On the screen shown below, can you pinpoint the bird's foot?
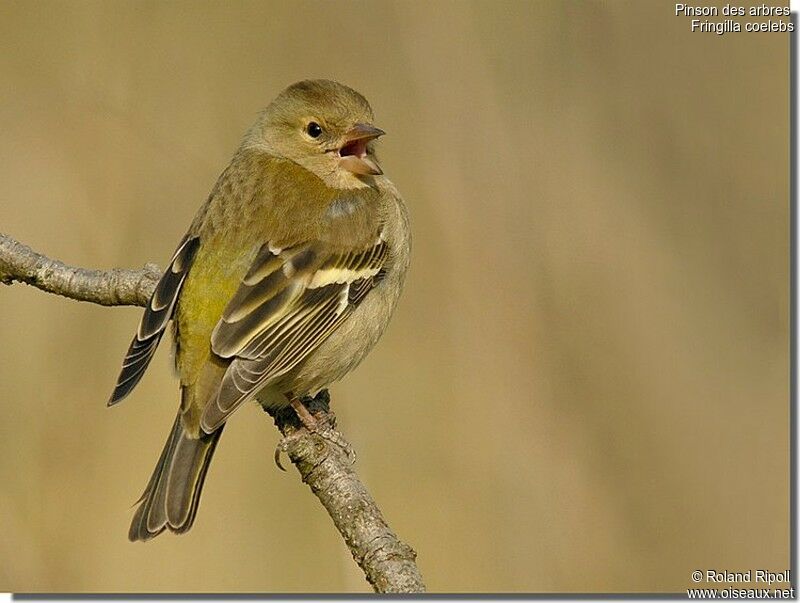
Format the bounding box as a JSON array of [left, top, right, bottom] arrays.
[[291, 397, 357, 464], [272, 396, 357, 470], [316, 425, 357, 465]]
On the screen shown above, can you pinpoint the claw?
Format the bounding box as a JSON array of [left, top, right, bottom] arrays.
[[274, 431, 302, 472], [274, 444, 287, 472]]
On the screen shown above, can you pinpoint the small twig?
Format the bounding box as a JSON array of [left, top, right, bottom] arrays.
[[0, 231, 425, 593]]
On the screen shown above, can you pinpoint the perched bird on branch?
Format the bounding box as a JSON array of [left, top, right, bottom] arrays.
[[108, 79, 411, 542]]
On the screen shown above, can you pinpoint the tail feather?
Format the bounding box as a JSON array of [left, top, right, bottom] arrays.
[[129, 414, 223, 542]]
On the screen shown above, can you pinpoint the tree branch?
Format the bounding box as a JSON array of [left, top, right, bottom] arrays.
[[270, 392, 425, 593], [0, 233, 161, 306], [0, 231, 425, 593]]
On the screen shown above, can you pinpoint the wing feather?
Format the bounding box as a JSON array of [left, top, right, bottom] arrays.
[[108, 236, 200, 406], [199, 236, 386, 433], [211, 245, 323, 357]]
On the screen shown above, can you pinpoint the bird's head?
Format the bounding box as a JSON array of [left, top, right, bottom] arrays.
[[246, 79, 385, 190]]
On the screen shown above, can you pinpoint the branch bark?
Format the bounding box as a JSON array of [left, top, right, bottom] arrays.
[[270, 392, 424, 593], [0, 233, 161, 306], [0, 231, 425, 593]]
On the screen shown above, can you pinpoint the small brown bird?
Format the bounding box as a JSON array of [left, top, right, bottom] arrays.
[[108, 80, 410, 541]]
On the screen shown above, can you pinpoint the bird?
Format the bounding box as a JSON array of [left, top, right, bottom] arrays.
[[108, 79, 410, 542]]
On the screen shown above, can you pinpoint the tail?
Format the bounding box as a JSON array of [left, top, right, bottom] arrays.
[[128, 414, 223, 542]]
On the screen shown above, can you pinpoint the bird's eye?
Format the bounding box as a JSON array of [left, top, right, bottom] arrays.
[[306, 122, 322, 138]]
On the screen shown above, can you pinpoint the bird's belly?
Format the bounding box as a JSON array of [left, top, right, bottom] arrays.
[[281, 281, 400, 397]]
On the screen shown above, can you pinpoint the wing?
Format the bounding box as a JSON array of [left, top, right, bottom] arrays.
[[108, 236, 200, 405], [200, 235, 387, 432]]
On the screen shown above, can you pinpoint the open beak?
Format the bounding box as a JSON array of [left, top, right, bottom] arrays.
[[338, 123, 385, 176]]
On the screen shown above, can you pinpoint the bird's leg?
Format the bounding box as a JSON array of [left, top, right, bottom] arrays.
[[290, 397, 321, 431]]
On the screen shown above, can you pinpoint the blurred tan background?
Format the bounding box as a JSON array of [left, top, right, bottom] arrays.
[[0, 0, 789, 594]]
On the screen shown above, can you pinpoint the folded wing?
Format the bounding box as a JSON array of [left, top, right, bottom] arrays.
[[201, 235, 387, 432]]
